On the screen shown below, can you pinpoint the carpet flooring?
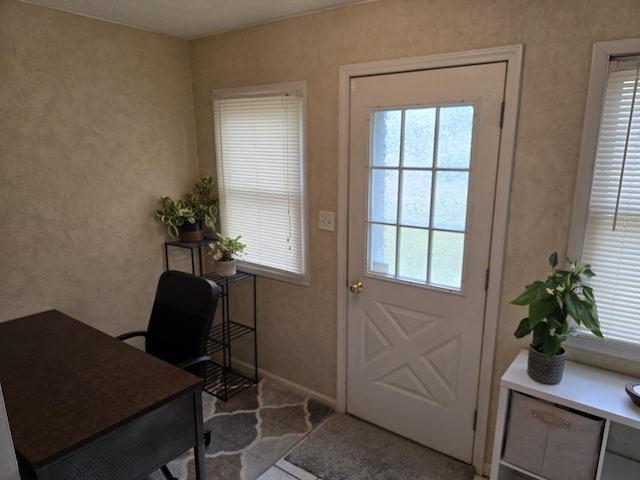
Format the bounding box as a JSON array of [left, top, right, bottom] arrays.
[[285, 413, 476, 480], [148, 379, 332, 480], [149, 379, 476, 480]]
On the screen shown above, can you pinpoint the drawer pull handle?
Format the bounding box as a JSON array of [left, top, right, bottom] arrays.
[[531, 410, 570, 428]]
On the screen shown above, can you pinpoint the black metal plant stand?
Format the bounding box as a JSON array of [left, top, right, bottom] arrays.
[[164, 241, 258, 401], [164, 237, 213, 277], [202, 271, 257, 401]]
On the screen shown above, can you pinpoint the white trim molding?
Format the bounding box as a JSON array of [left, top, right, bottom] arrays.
[[336, 44, 524, 477]]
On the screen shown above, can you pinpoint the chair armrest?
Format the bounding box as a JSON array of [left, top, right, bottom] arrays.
[[116, 331, 147, 341], [177, 355, 210, 370]]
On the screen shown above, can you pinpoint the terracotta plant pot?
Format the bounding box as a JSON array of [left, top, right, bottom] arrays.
[[527, 345, 566, 385]]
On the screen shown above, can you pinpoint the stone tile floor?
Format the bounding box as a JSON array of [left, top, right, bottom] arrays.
[[149, 378, 332, 480]]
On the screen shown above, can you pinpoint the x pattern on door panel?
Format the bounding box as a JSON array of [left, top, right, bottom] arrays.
[[362, 300, 460, 407]]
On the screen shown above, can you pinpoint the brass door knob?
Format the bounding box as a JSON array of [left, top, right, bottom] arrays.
[[349, 280, 364, 293]]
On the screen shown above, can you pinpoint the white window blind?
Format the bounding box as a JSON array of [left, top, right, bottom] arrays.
[[212, 85, 306, 282], [581, 57, 640, 346]]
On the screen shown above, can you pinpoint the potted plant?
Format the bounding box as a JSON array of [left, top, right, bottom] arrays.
[[155, 197, 196, 239], [209, 234, 246, 277], [511, 251, 602, 384], [185, 176, 218, 232], [155, 176, 218, 241]]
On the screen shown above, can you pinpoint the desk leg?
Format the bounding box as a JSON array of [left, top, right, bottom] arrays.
[[193, 392, 206, 480], [193, 443, 205, 480]]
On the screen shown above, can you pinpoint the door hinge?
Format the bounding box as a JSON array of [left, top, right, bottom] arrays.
[[485, 268, 490, 290], [473, 409, 478, 431], [499, 101, 505, 129]]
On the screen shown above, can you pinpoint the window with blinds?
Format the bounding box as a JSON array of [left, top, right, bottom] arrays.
[[212, 83, 307, 284], [579, 56, 640, 347]]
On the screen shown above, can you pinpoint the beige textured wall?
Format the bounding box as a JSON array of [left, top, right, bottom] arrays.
[[0, 0, 198, 335], [2, 0, 639, 471], [189, 0, 640, 468]]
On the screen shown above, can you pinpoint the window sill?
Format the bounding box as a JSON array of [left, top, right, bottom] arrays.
[[237, 262, 309, 287], [565, 333, 640, 368]]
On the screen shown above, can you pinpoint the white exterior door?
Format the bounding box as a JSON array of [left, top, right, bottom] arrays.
[[347, 63, 506, 463]]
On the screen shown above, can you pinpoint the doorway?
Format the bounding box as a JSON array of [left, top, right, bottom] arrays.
[[347, 62, 505, 462], [336, 45, 523, 474]]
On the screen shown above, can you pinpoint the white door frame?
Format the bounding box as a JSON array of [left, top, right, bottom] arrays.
[[336, 44, 523, 476]]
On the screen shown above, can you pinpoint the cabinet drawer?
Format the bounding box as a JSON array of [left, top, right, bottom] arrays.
[[503, 392, 604, 480]]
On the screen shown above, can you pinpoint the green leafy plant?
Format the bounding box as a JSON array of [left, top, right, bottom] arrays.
[[209, 234, 246, 261], [155, 176, 218, 237], [511, 252, 602, 358], [185, 176, 218, 230], [155, 197, 195, 237]]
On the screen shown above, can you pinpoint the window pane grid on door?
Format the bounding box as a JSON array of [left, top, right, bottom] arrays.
[[366, 105, 474, 290], [399, 169, 432, 227], [368, 222, 397, 276]]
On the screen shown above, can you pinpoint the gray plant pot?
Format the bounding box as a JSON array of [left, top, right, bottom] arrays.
[[216, 259, 236, 277], [527, 345, 566, 385]]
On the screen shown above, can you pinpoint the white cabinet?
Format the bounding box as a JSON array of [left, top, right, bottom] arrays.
[[491, 350, 640, 480]]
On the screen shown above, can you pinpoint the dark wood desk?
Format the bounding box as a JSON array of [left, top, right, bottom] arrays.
[[0, 310, 206, 480]]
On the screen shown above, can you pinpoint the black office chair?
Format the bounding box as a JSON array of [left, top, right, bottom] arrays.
[[117, 270, 219, 480]]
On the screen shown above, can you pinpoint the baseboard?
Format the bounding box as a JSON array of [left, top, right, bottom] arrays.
[[258, 368, 337, 409], [228, 357, 337, 409]]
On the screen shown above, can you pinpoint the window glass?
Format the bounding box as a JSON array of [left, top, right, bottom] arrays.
[[366, 105, 474, 290], [369, 169, 398, 224], [569, 42, 640, 356], [371, 110, 401, 167], [430, 231, 464, 289], [437, 106, 474, 169], [212, 84, 307, 284], [433, 171, 469, 231], [368, 223, 397, 276], [398, 227, 428, 282], [404, 108, 435, 168], [400, 170, 431, 227]]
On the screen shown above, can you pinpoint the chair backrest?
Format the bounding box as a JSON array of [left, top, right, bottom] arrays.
[[145, 270, 219, 378]]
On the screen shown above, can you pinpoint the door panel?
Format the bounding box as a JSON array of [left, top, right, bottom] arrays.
[[347, 63, 506, 462]]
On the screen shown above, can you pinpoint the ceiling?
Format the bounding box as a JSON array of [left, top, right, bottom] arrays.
[[19, 0, 369, 40]]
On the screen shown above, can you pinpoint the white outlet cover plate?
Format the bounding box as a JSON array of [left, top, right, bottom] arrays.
[[319, 211, 335, 232]]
